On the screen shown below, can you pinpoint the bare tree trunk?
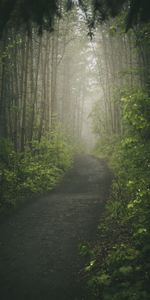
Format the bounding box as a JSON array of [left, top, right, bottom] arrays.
[[21, 34, 30, 151]]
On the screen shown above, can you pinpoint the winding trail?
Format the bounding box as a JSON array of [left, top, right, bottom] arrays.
[[0, 155, 112, 300]]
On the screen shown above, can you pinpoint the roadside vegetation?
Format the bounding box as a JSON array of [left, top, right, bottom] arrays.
[[0, 128, 73, 213], [80, 89, 150, 299], [78, 1, 150, 297]]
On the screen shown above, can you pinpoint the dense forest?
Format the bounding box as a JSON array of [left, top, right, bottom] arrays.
[[0, 0, 150, 299]]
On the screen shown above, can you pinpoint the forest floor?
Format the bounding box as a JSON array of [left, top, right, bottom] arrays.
[[0, 154, 112, 300]]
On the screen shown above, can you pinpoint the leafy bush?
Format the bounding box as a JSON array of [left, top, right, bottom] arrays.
[[0, 129, 73, 212], [82, 88, 150, 299]]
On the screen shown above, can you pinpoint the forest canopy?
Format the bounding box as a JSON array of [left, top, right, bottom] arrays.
[[0, 0, 150, 36]]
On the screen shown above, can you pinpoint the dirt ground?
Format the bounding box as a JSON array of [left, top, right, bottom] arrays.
[[0, 155, 112, 300]]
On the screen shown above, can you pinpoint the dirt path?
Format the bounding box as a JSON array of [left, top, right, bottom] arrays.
[[0, 155, 112, 300]]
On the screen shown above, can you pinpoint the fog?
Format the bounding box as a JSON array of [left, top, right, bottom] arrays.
[[0, 6, 140, 152]]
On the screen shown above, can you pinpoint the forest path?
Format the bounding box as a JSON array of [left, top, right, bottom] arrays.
[[0, 155, 112, 300]]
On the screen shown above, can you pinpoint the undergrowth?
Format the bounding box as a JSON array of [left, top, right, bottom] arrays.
[[81, 88, 150, 299], [0, 129, 73, 213]]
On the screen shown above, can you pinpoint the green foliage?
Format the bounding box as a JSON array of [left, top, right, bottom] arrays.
[[0, 129, 73, 212], [82, 88, 150, 299], [121, 89, 150, 138], [0, 0, 59, 36], [93, 134, 120, 163]]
